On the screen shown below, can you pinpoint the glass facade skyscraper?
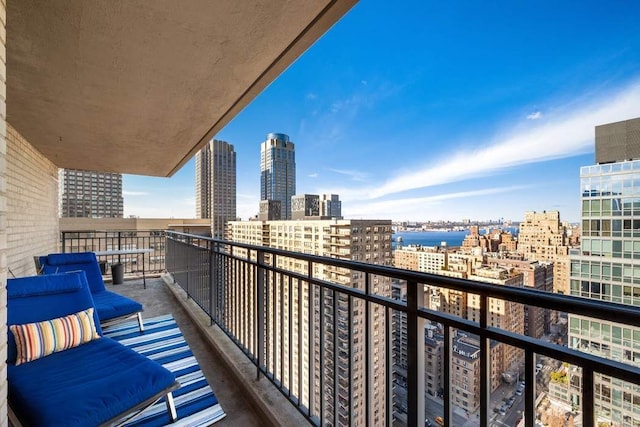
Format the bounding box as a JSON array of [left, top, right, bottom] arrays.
[[569, 118, 640, 426], [260, 133, 296, 220]]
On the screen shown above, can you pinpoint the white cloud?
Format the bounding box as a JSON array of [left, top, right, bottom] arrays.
[[328, 168, 369, 182], [344, 186, 529, 220], [366, 81, 640, 199], [308, 172, 319, 178], [306, 92, 318, 100], [123, 190, 149, 196], [527, 111, 542, 120]]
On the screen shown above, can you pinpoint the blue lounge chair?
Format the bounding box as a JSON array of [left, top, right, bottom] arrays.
[[39, 252, 145, 332], [7, 272, 178, 426]]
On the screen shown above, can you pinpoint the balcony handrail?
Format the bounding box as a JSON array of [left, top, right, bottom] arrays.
[[166, 230, 640, 427], [167, 231, 640, 326]]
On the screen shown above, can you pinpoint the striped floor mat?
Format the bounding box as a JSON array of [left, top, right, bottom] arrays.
[[103, 314, 226, 426]]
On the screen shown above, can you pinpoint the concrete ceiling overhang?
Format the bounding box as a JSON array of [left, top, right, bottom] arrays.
[[7, 0, 357, 177]]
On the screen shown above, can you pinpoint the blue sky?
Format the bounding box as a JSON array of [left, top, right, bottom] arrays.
[[123, 1, 640, 223]]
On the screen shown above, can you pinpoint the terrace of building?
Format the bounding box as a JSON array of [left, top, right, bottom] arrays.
[[109, 274, 308, 426]]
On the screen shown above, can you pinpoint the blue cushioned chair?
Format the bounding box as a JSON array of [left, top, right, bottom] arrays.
[[7, 272, 179, 427], [39, 252, 145, 332]]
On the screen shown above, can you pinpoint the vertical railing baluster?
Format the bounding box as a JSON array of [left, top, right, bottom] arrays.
[[365, 273, 371, 426], [185, 237, 191, 299], [583, 367, 594, 427], [444, 324, 452, 425], [525, 350, 535, 427], [209, 240, 215, 325], [298, 275, 303, 407], [257, 249, 265, 380], [333, 290, 338, 426], [319, 285, 325, 423], [307, 260, 314, 418], [385, 305, 392, 427], [406, 279, 425, 426], [480, 295, 490, 427], [288, 274, 293, 399], [280, 270, 284, 385], [348, 295, 353, 426]]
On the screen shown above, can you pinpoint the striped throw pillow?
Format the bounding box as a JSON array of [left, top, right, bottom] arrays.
[[10, 308, 100, 365]]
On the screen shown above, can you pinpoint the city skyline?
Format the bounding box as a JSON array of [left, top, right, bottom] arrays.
[[122, 1, 640, 222]]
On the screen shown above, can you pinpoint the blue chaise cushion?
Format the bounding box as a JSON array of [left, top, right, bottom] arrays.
[[7, 273, 175, 427], [39, 252, 143, 323], [8, 337, 176, 427], [7, 272, 103, 364], [92, 290, 143, 321], [41, 252, 106, 294]]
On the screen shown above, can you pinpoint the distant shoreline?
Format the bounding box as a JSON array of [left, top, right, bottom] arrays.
[[392, 227, 519, 249]]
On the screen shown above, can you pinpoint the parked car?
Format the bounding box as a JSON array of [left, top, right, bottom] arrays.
[[515, 388, 523, 396], [499, 407, 507, 416]]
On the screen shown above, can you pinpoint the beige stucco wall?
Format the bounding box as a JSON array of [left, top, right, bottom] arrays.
[[6, 123, 59, 277]]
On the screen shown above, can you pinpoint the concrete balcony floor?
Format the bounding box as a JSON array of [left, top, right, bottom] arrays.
[[108, 276, 260, 426], [108, 276, 308, 427]]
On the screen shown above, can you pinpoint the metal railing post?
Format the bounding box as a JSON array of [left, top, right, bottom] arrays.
[[257, 249, 265, 380], [524, 350, 535, 427], [444, 325, 453, 426], [209, 240, 215, 325], [117, 231, 122, 264], [406, 280, 425, 426], [480, 295, 490, 427]]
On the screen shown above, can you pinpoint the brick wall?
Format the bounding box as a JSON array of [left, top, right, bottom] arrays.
[[6, 124, 59, 277], [0, 0, 7, 424]]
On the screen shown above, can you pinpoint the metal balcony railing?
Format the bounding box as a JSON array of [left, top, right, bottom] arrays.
[[60, 230, 167, 275], [164, 231, 640, 427]]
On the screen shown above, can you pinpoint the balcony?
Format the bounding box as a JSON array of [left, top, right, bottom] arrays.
[[109, 274, 310, 426], [3, 3, 640, 427], [158, 230, 640, 427]]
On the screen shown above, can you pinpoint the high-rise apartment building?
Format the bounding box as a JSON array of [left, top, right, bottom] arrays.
[[195, 144, 211, 219], [195, 139, 236, 238], [291, 194, 343, 220], [517, 211, 573, 295], [391, 246, 524, 413], [227, 219, 393, 425], [291, 194, 319, 219], [260, 133, 296, 220], [461, 225, 516, 253], [566, 117, 640, 426], [320, 194, 342, 219], [485, 256, 554, 338], [59, 169, 123, 218]]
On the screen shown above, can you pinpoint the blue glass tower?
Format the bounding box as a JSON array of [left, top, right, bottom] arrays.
[[260, 133, 296, 220]]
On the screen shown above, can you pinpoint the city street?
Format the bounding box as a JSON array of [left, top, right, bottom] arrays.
[[422, 351, 565, 427], [425, 394, 470, 427]]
